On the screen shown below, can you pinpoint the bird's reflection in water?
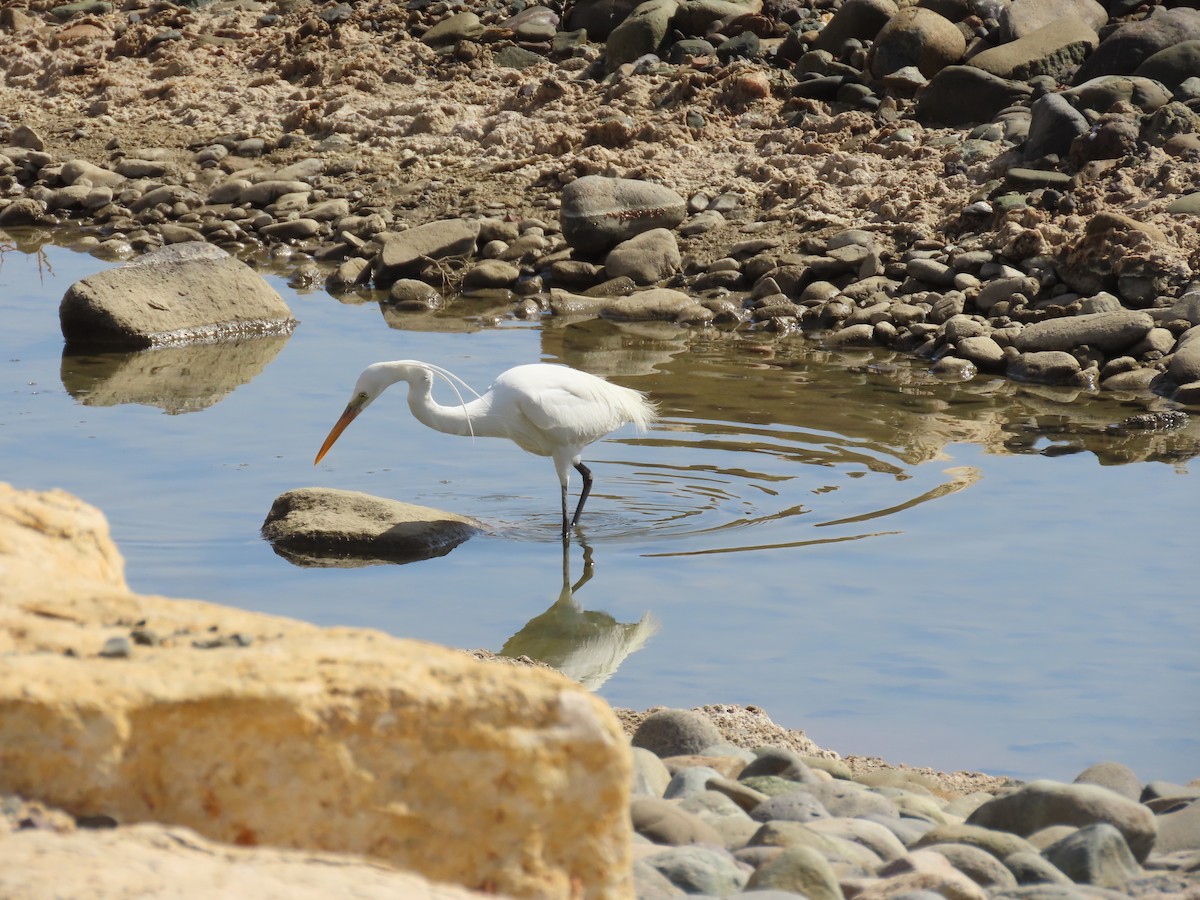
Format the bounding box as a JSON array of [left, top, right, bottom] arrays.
[[500, 537, 659, 691]]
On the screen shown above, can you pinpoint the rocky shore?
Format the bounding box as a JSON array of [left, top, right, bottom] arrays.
[[3, 0, 1200, 895], [3, 0, 1200, 407]]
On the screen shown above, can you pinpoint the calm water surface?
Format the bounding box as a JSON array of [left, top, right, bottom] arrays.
[[3, 242, 1197, 782]]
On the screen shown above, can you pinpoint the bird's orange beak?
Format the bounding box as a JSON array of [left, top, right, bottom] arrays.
[[314, 403, 360, 465]]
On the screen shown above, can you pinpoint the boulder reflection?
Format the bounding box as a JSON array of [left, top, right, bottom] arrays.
[[501, 538, 658, 690], [61, 335, 289, 414]]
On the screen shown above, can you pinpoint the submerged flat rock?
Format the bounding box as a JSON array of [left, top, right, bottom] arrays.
[[262, 487, 481, 566], [59, 243, 296, 349]]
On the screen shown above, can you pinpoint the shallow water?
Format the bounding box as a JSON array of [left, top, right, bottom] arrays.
[[3, 241, 1198, 783]]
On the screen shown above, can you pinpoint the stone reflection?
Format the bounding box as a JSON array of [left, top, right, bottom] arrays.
[[537, 319, 1200, 469], [501, 539, 658, 691], [61, 336, 288, 414]]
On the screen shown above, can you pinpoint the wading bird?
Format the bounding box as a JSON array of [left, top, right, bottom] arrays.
[[314, 360, 657, 538]]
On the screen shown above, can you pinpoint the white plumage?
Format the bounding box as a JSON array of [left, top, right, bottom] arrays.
[[314, 360, 657, 537]]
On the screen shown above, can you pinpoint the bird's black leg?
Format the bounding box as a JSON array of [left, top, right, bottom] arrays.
[[561, 481, 571, 541], [570, 462, 593, 528]]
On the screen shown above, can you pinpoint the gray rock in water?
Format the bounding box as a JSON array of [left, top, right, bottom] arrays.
[[1007, 350, 1082, 385], [261, 488, 480, 567], [966, 779, 1158, 863], [373, 218, 481, 288], [1043, 823, 1142, 889], [633, 708, 724, 757], [59, 243, 296, 349], [1013, 311, 1154, 353], [560, 175, 686, 256]]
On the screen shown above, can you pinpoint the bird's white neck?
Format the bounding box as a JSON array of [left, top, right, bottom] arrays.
[[375, 362, 490, 438]]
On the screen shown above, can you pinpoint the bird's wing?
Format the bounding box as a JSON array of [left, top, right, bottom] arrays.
[[497, 367, 637, 449]]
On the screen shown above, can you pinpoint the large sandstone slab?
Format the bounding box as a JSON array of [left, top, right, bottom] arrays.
[[59, 243, 296, 349], [0, 824, 486, 900], [0, 483, 634, 899]]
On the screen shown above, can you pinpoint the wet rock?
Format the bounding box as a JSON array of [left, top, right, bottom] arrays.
[[560, 175, 687, 255], [633, 708, 724, 757], [1013, 311, 1154, 354], [262, 488, 480, 566], [462, 259, 520, 290], [373, 218, 481, 288], [1044, 823, 1142, 888], [0, 197, 47, 226], [59, 243, 296, 349], [869, 7, 965, 80], [967, 780, 1158, 863], [604, 228, 681, 285], [967, 19, 1099, 83]]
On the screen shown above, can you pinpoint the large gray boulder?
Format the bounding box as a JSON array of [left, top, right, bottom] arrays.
[[966, 779, 1158, 862], [262, 488, 480, 567], [373, 218, 481, 288], [59, 243, 295, 349], [560, 176, 686, 256]]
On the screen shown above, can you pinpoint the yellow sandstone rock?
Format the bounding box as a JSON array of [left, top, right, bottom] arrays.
[[0, 483, 633, 899]]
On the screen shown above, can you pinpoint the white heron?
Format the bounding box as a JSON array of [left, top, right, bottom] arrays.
[[314, 360, 658, 537]]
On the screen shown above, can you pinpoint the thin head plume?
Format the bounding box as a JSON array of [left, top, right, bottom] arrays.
[[420, 361, 480, 439]]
